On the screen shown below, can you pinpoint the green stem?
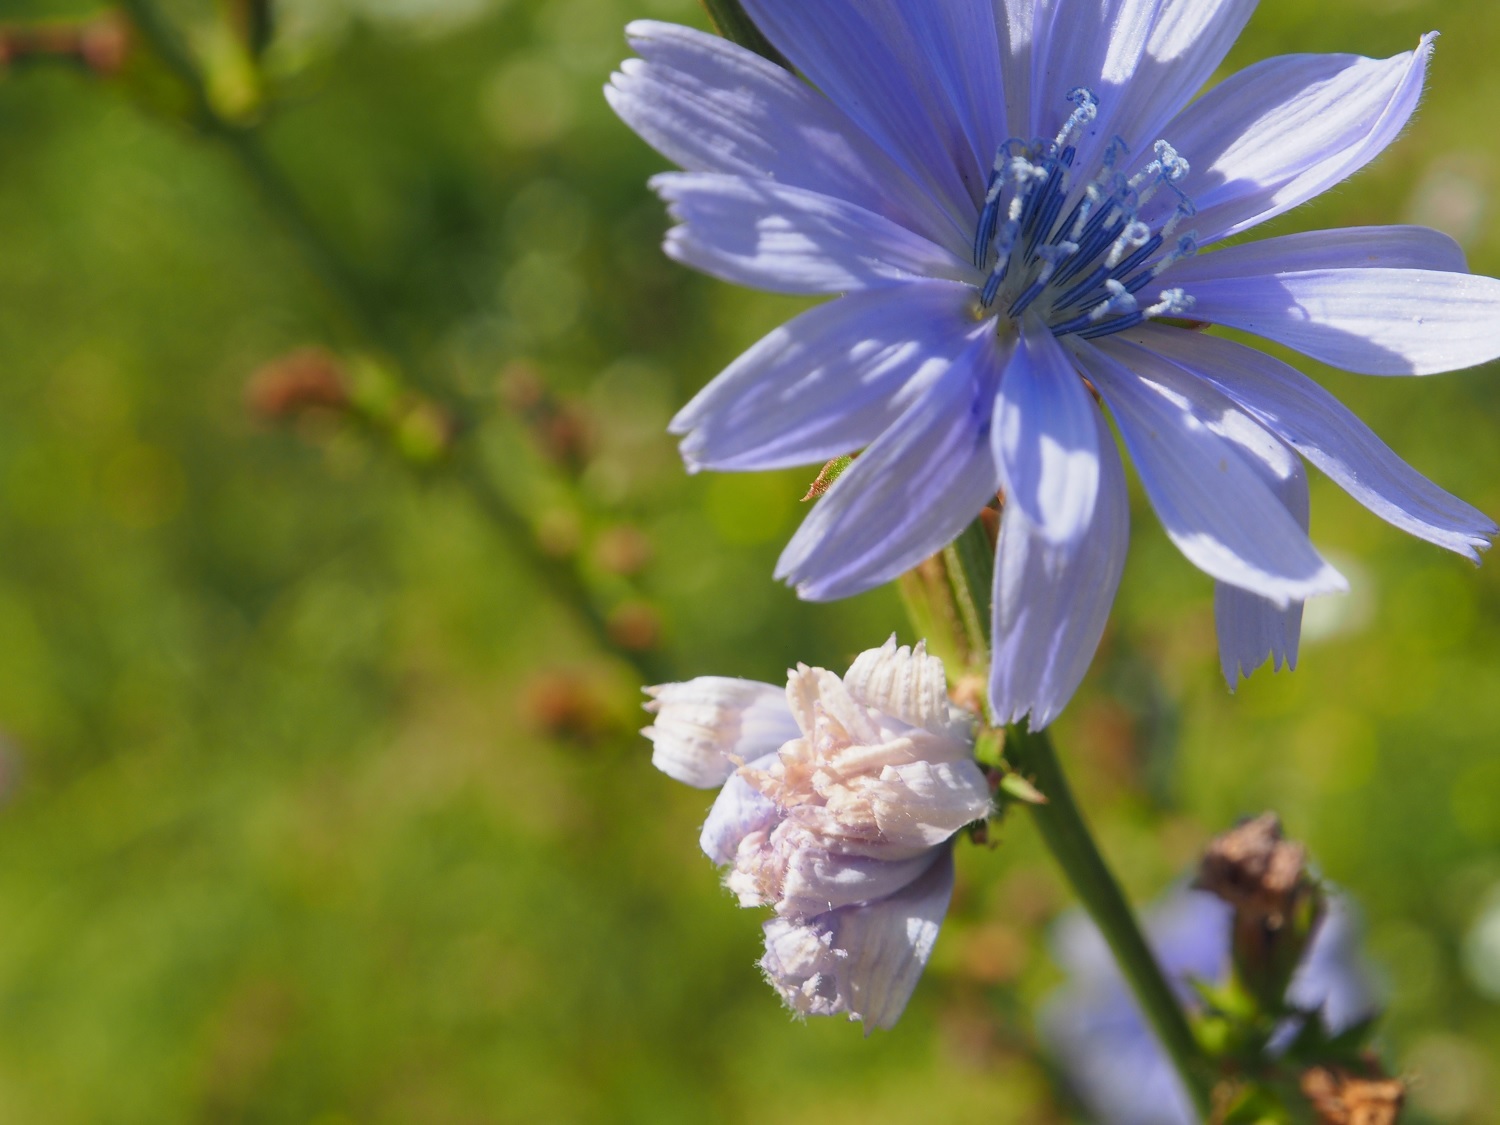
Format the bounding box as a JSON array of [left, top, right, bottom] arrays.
[[698, 0, 790, 67], [117, 0, 656, 681], [939, 525, 1213, 1119], [1007, 725, 1213, 1117]]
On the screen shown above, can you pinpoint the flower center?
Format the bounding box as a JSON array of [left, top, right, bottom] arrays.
[[973, 88, 1199, 340]]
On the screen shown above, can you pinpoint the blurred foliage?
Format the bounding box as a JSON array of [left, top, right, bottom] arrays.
[[0, 0, 1498, 1121]]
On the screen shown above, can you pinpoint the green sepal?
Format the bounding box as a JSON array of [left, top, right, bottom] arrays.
[[801, 455, 855, 500], [997, 771, 1047, 805], [699, 0, 790, 68]]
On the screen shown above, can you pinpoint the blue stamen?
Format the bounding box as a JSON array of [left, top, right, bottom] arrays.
[[1051, 264, 1112, 312], [1110, 233, 1164, 283], [973, 92, 1199, 338], [1024, 149, 1076, 258], [981, 264, 1008, 308], [974, 188, 1002, 267], [1076, 311, 1146, 339], [1053, 211, 1130, 287], [1009, 242, 1078, 318], [973, 139, 1028, 267], [1049, 309, 1103, 337], [1017, 158, 1060, 245]]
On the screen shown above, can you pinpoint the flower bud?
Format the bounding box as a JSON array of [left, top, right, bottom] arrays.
[[1197, 812, 1309, 928], [1197, 812, 1320, 1011], [644, 637, 989, 1029]]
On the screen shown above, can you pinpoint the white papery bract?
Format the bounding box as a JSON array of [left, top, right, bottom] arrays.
[[609, 2, 1500, 727], [643, 638, 989, 1030]]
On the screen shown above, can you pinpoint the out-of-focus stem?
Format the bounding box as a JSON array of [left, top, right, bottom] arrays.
[[934, 525, 1213, 1119], [116, 0, 657, 680], [119, 0, 424, 388]]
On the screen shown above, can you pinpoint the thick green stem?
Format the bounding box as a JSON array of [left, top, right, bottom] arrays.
[[699, 0, 789, 67], [117, 0, 656, 680], [1007, 725, 1212, 1116], [938, 525, 1212, 1119]]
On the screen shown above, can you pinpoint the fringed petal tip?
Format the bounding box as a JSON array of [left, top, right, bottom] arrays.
[[843, 634, 970, 737], [1466, 525, 1499, 565], [1215, 561, 1307, 691], [642, 677, 800, 789]]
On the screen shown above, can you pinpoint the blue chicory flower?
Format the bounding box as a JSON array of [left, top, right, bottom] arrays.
[[1041, 887, 1376, 1125], [607, 1, 1500, 727], [643, 638, 991, 1029]]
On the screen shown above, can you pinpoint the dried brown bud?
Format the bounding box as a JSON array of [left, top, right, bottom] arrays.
[[608, 602, 661, 652], [594, 525, 654, 577], [522, 671, 612, 745], [498, 361, 595, 472], [1301, 1066, 1406, 1125], [245, 349, 350, 421], [542, 405, 596, 472], [78, 12, 131, 76], [1197, 812, 1308, 928], [977, 503, 1001, 547], [0, 13, 130, 76]]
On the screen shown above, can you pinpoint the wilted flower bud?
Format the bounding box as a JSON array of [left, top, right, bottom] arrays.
[[1197, 812, 1310, 928], [1300, 1065, 1406, 1125], [1197, 812, 1321, 1010], [643, 637, 990, 1030]]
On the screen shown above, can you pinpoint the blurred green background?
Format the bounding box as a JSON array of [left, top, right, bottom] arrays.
[[0, 0, 1498, 1121]]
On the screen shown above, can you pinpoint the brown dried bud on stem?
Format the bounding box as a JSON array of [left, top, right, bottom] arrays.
[[594, 525, 654, 577], [0, 13, 129, 75], [1197, 812, 1309, 929], [1300, 1065, 1406, 1125], [607, 602, 661, 652], [499, 361, 595, 474], [1197, 812, 1321, 1012], [245, 349, 351, 421], [522, 670, 615, 745], [0, 13, 130, 76]]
